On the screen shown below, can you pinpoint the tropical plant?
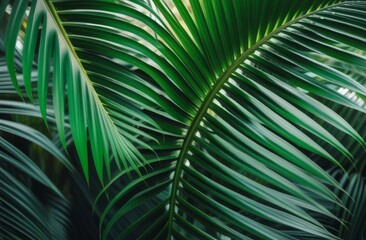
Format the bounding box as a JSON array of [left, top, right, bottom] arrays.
[[1, 0, 366, 239]]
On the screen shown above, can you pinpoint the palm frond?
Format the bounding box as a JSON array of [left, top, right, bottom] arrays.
[[2, 0, 152, 183], [87, 1, 366, 239]]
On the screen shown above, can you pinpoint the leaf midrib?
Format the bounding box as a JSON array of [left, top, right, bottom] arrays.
[[44, 0, 122, 129], [166, 2, 344, 238], [44, 0, 133, 176]]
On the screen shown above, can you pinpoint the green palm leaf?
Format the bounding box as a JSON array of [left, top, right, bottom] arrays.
[[2, 0, 366, 239], [3, 0, 151, 183]]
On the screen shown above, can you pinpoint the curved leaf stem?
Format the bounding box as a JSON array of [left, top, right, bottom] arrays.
[[166, 2, 343, 238]]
